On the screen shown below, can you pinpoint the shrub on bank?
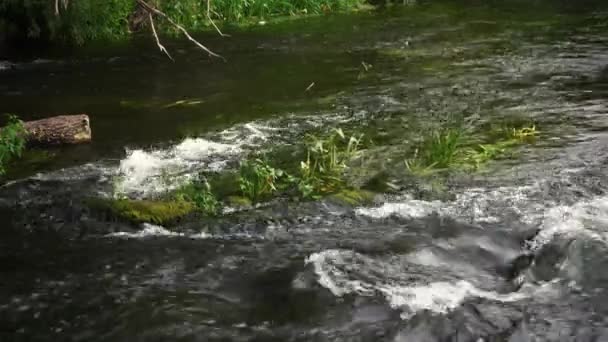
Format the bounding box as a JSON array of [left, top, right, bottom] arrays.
[[0, 0, 365, 46], [0, 115, 26, 176]]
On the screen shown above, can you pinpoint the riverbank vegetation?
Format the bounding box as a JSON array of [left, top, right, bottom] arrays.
[[0, 115, 26, 176], [0, 0, 366, 48]]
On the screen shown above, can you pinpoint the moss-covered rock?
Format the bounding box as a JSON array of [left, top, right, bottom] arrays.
[[327, 189, 376, 206], [226, 195, 253, 208], [90, 198, 195, 225]]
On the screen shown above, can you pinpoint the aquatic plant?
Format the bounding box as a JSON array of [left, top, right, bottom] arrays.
[[299, 128, 363, 197], [174, 179, 221, 215], [486, 120, 539, 142], [463, 141, 512, 170], [239, 158, 284, 203], [405, 127, 463, 173], [406, 122, 538, 175], [509, 124, 539, 142], [0, 115, 26, 176]]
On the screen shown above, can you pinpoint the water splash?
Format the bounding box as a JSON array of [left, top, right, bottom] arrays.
[[306, 249, 530, 320]]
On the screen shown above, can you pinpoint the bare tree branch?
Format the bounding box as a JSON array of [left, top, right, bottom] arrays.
[[136, 0, 224, 60], [53, 0, 225, 60], [206, 0, 229, 37], [149, 13, 174, 61], [56, 0, 69, 15]]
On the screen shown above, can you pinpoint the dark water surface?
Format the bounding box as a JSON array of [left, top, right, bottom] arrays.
[[2, 0, 608, 341]]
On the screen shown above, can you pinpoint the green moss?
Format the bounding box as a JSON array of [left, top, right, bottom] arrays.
[[91, 198, 195, 225], [226, 196, 253, 207], [327, 188, 376, 206], [207, 171, 241, 198]]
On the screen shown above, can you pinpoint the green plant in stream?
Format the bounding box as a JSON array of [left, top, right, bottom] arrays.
[[463, 141, 512, 170], [464, 123, 539, 169], [509, 124, 539, 142], [299, 128, 363, 197], [174, 179, 220, 216], [405, 122, 540, 174], [239, 158, 283, 203], [0, 115, 26, 175], [405, 127, 463, 173]]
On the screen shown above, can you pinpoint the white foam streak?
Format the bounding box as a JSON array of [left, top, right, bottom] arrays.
[[530, 197, 608, 250], [108, 223, 210, 239], [355, 199, 441, 219], [356, 185, 541, 224], [306, 249, 528, 320], [380, 280, 526, 319], [357, 181, 608, 253], [115, 138, 240, 197]]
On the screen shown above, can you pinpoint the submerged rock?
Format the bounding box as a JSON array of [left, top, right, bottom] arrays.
[[88, 198, 195, 226]]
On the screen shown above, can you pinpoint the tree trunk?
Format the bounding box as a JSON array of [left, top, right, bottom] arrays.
[[23, 114, 92, 146]]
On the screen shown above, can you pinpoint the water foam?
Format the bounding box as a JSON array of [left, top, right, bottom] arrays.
[[112, 118, 301, 198], [356, 185, 542, 225], [107, 223, 211, 239], [355, 198, 441, 219], [529, 196, 608, 250], [115, 138, 241, 197], [356, 179, 608, 254], [306, 249, 529, 319]]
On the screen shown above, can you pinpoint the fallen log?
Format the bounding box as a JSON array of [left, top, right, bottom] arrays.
[[22, 114, 92, 146]]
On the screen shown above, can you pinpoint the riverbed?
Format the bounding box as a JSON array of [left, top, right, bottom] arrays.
[[1, 0, 608, 340]]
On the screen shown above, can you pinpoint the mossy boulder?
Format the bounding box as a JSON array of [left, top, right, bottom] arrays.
[[226, 195, 253, 208], [327, 189, 376, 206], [90, 198, 195, 225]]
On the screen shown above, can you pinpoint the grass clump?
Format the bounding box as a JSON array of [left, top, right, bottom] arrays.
[[173, 179, 221, 216], [239, 158, 285, 203], [406, 122, 539, 175], [0, 115, 27, 176], [298, 128, 363, 198], [405, 128, 462, 173]]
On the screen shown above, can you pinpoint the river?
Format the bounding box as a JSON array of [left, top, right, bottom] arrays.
[[1, 0, 608, 340]]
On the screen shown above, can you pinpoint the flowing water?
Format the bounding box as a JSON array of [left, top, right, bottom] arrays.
[[2, 0, 608, 340]]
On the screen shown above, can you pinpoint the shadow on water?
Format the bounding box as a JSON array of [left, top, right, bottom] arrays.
[[2, 0, 608, 340]]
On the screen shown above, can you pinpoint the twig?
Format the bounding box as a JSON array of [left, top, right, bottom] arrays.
[[55, 0, 59, 15], [149, 13, 174, 61], [136, 0, 224, 60], [207, 0, 229, 37]]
